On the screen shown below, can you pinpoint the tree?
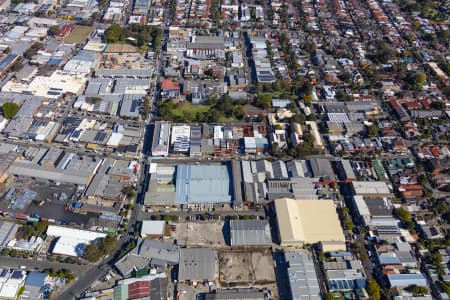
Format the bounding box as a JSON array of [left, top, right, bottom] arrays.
[[394, 207, 412, 223], [83, 243, 102, 262], [104, 24, 124, 43], [255, 94, 271, 109], [404, 285, 428, 296], [366, 124, 379, 138], [48, 25, 60, 36], [89, 97, 103, 104], [366, 279, 381, 300], [83, 235, 117, 262], [143, 96, 150, 116], [2, 102, 19, 120], [123, 186, 136, 199]]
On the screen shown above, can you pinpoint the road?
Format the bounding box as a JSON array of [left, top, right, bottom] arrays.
[[0, 257, 86, 275], [57, 264, 108, 300]]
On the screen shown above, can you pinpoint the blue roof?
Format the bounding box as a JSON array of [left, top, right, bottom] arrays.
[[175, 165, 232, 204], [25, 272, 48, 287]]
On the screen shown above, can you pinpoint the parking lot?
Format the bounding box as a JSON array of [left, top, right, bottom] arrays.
[[0, 179, 92, 225]]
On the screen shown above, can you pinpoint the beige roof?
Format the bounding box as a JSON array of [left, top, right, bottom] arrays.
[[352, 181, 391, 195], [275, 198, 345, 249]]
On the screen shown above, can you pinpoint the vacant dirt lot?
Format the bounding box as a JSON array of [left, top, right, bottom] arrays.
[[218, 249, 276, 286], [171, 221, 228, 248], [104, 43, 138, 53]]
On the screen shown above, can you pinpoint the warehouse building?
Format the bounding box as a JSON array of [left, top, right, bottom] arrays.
[[274, 198, 346, 252], [151, 122, 171, 157], [115, 239, 179, 277], [387, 274, 427, 288], [352, 181, 392, 198], [10, 152, 101, 186], [175, 165, 232, 205], [0, 221, 19, 249], [204, 290, 266, 300], [229, 220, 271, 246], [178, 248, 216, 283], [285, 250, 321, 300], [47, 225, 107, 257], [2, 71, 87, 99], [308, 158, 335, 184], [231, 160, 243, 206]]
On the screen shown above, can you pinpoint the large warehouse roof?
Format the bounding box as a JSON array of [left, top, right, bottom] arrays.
[[274, 198, 345, 252], [230, 220, 271, 246], [175, 165, 232, 204], [179, 248, 216, 282], [47, 225, 107, 257]]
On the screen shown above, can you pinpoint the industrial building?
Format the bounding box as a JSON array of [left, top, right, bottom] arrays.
[[274, 198, 346, 252], [1, 71, 87, 99], [175, 165, 232, 205], [46, 225, 107, 257], [308, 158, 336, 184], [151, 122, 171, 157], [229, 220, 271, 247], [0, 221, 19, 249], [352, 196, 400, 238], [140, 220, 166, 238], [115, 239, 179, 277], [10, 150, 102, 186], [285, 250, 321, 300], [387, 273, 427, 288], [178, 248, 216, 283], [352, 181, 392, 198], [204, 290, 266, 300]]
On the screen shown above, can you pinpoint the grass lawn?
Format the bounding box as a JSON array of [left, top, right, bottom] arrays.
[[259, 91, 291, 99], [171, 102, 210, 117], [64, 26, 93, 44]]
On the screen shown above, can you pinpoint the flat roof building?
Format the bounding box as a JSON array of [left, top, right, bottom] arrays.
[[352, 181, 392, 198], [178, 248, 216, 283], [47, 225, 107, 257], [274, 198, 346, 252], [151, 122, 171, 157], [175, 165, 232, 205], [0, 221, 19, 249], [140, 220, 165, 238], [229, 220, 271, 246], [285, 250, 321, 300]]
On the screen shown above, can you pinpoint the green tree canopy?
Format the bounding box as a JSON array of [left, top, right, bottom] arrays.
[[255, 94, 272, 109], [2, 102, 20, 119], [104, 24, 124, 43], [83, 235, 117, 262], [48, 25, 60, 36], [366, 279, 381, 300], [404, 285, 428, 296], [394, 207, 412, 223]]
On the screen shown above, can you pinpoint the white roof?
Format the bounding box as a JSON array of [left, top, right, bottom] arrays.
[[0, 282, 20, 299], [141, 220, 165, 236], [352, 181, 390, 195], [107, 132, 123, 146], [1, 71, 87, 99], [47, 225, 107, 257]]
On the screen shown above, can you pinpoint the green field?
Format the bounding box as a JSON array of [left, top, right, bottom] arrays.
[[171, 102, 210, 117], [64, 26, 93, 44]]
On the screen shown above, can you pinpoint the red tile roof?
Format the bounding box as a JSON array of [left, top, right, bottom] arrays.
[[161, 79, 179, 90]]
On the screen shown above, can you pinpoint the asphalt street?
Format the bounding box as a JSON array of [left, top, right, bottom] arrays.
[[0, 257, 86, 275]]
